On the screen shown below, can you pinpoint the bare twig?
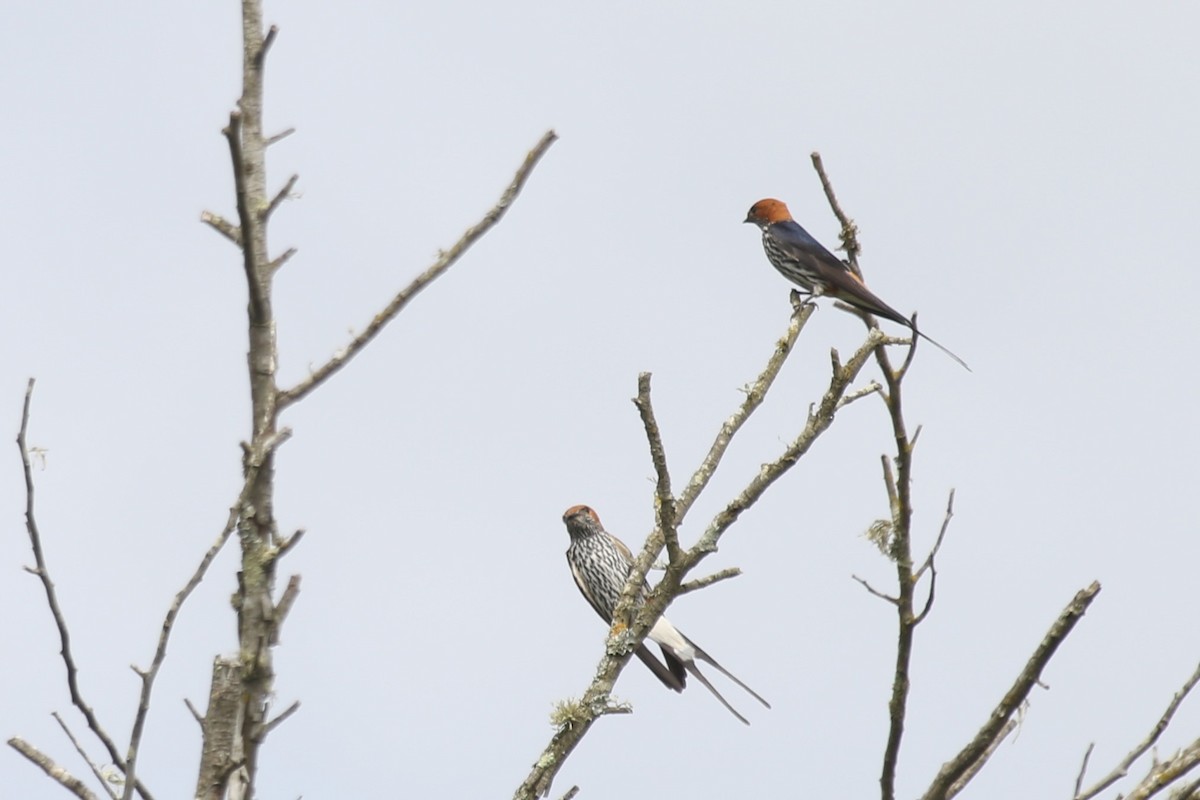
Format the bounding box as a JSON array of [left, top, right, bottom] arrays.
[[15, 380, 156, 800], [184, 699, 205, 726], [272, 528, 306, 562], [675, 302, 815, 520], [277, 129, 558, 411], [912, 491, 956, 626], [677, 567, 742, 596], [264, 174, 299, 221], [837, 380, 882, 410], [268, 246, 297, 273], [53, 712, 117, 800], [200, 211, 241, 246], [915, 490, 956, 583], [874, 320, 915, 800], [912, 561, 939, 626], [1124, 739, 1200, 800], [271, 575, 302, 645], [1075, 661, 1200, 800], [557, 787, 580, 800], [264, 127, 295, 147], [852, 574, 899, 604], [123, 424, 291, 800], [695, 329, 884, 556], [254, 701, 300, 742], [1075, 743, 1096, 799], [222, 111, 266, 321], [7, 738, 98, 800], [921, 582, 1103, 800], [945, 718, 1020, 799], [810, 151, 861, 274], [632, 373, 680, 564], [255, 24, 278, 67]]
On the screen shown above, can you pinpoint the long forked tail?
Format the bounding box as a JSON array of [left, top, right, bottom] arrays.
[[694, 648, 771, 709], [913, 328, 971, 371], [682, 661, 751, 725]]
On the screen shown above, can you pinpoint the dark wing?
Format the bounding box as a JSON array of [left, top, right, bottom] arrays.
[[770, 220, 912, 328], [636, 644, 686, 692], [771, 223, 971, 369]]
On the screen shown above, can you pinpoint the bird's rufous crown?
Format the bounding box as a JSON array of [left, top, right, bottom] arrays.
[[563, 504, 601, 525], [744, 198, 793, 225]]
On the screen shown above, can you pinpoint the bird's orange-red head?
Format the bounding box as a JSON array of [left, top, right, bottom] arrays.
[[563, 505, 601, 525], [744, 198, 793, 226]]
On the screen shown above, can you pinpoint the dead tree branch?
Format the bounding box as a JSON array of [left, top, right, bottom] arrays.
[[14, 379, 156, 800], [52, 712, 118, 800], [1075, 661, 1200, 800], [632, 373, 681, 564], [7, 737, 98, 800], [921, 582, 1102, 800], [678, 567, 742, 596], [276, 129, 558, 411], [674, 299, 815, 520]]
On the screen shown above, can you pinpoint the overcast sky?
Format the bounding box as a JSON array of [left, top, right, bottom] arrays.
[[3, 2, 1199, 798]]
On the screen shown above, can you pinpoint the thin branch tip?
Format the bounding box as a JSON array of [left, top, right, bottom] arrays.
[[276, 131, 556, 410]]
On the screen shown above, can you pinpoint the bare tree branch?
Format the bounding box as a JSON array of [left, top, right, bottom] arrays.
[[264, 127, 295, 147], [268, 246, 297, 273], [695, 329, 884, 556], [871, 290, 918, 800], [678, 567, 742, 596], [15, 379, 156, 800], [253, 700, 300, 743], [222, 110, 266, 322], [837, 380, 882, 410], [1075, 661, 1200, 800], [632, 373, 681, 564], [1075, 742, 1096, 799], [1124, 739, 1200, 800], [921, 582, 1103, 800], [852, 574, 899, 605], [7, 738, 98, 800], [200, 211, 241, 246], [1168, 775, 1200, 800], [810, 151, 861, 276], [675, 300, 815, 520], [122, 428, 291, 800], [53, 712, 117, 800], [912, 491, 956, 626], [915, 490, 956, 583], [271, 575, 302, 645], [276, 129, 558, 411], [945, 718, 1020, 800], [263, 174, 298, 222], [270, 528, 306, 563]]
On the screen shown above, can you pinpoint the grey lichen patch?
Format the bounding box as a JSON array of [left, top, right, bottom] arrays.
[[865, 519, 894, 558], [550, 698, 586, 730]]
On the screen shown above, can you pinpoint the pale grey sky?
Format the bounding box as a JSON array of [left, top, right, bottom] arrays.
[[3, 2, 1198, 798]]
